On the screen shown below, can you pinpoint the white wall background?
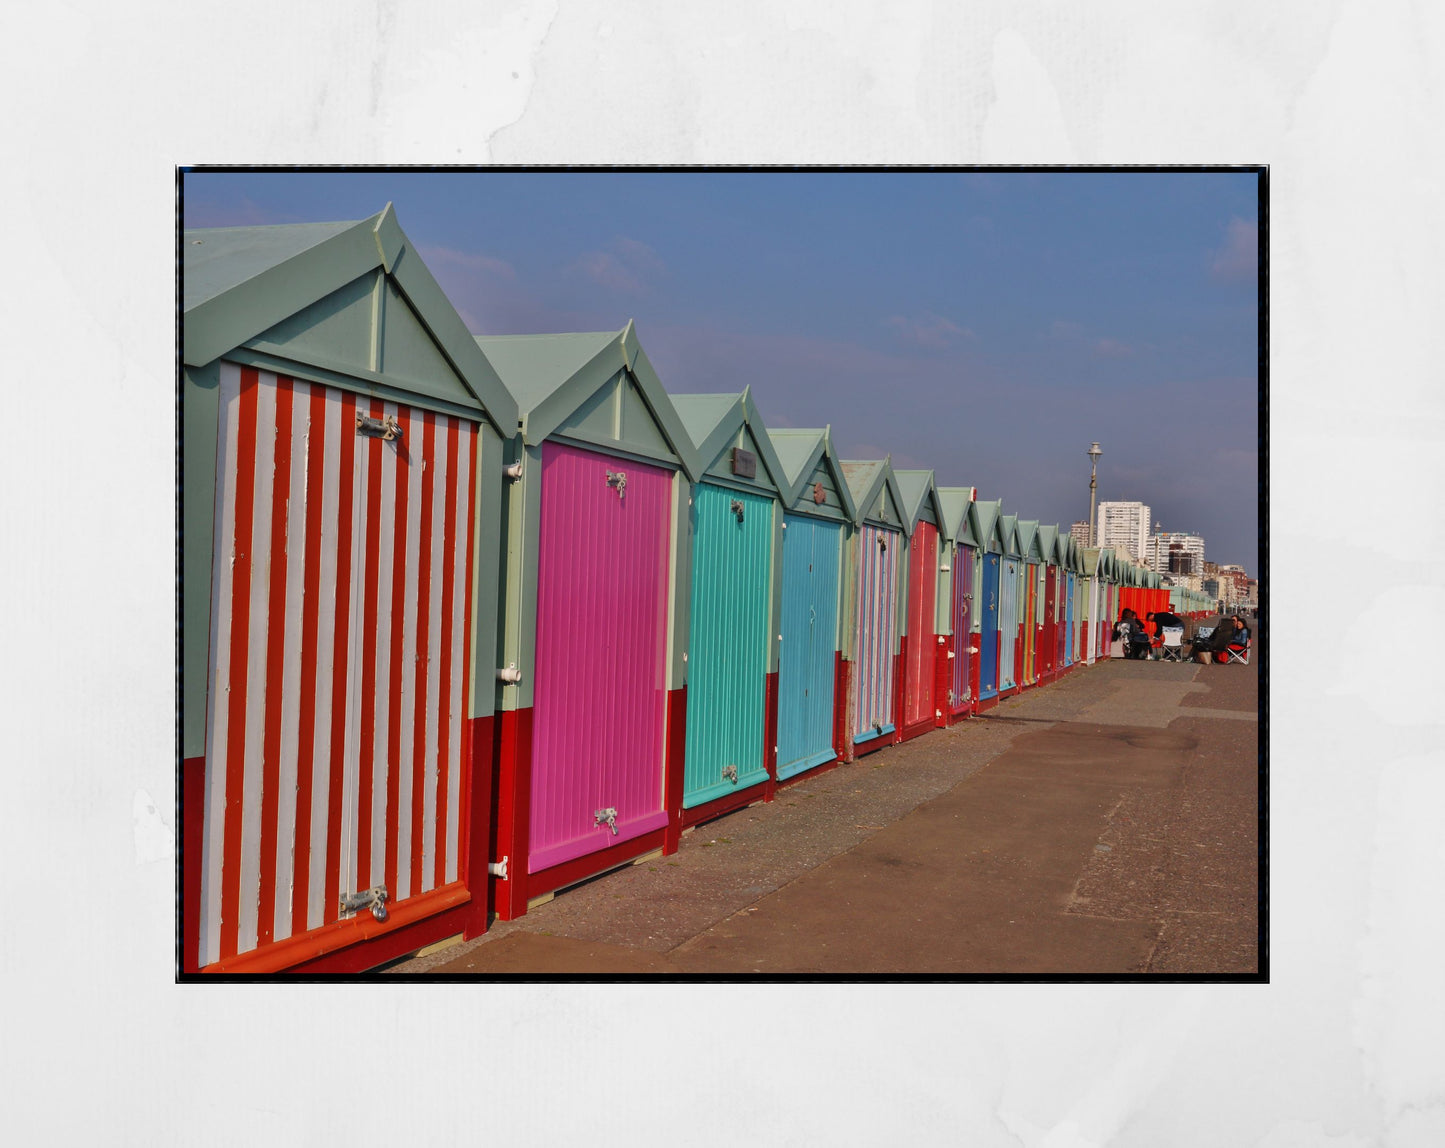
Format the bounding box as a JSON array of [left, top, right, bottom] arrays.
[[2, 1, 1441, 1144]]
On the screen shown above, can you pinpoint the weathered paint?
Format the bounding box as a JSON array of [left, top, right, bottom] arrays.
[[528, 442, 674, 872], [853, 524, 900, 743], [951, 544, 974, 710], [903, 522, 939, 729], [683, 484, 774, 807], [777, 514, 842, 780], [198, 364, 477, 970], [978, 553, 1001, 699]]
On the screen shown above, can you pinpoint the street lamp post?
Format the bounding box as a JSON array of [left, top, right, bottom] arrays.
[[1087, 442, 1102, 547]]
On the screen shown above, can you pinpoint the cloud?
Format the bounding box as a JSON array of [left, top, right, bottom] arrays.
[[1093, 337, 1134, 358], [885, 311, 976, 349], [568, 236, 667, 293], [1209, 216, 1258, 282], [418, 245, 516, 279]]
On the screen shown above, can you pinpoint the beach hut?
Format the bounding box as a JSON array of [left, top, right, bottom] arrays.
[[970, 499, 1004, 710], [840, 458, 908, 758], [1050, 529, 1072, 675], [1035, 525, 1060, 684], [1082, 548, 1104, 663], [181, 206, 519, 972], [767, 427, 858, 783], [1016, 520, 1042, 687], [937, 486, 979, 724], [996, 515, 1025, 697], [1064, 535, 1079, 669], [477, 324, 700, 920], [670, 390, 788, 828], [894, 470, 949, 742]]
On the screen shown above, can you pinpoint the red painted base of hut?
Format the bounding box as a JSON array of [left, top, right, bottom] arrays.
[[673, 672, 779, 830], [934, 635, 954, 728], [832, 654, 851, 760], [895, 648, 936, 744], [491, 707, 664, 921], [187, 716, 496, 974]]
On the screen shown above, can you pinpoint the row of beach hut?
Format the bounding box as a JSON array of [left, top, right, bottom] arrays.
[[180, 207, 1210, 973]]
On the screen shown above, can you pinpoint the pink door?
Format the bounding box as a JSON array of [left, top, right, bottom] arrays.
[[529, 442, 674, 872]]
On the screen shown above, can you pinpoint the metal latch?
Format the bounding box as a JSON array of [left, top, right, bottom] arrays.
[[356, 414, 402, 441], [730, 499, 745, 523], [339, 885, 389, 922], [606, 470, 627, 499], [722, 764, 738, 783], [595, 807, 619, 834]]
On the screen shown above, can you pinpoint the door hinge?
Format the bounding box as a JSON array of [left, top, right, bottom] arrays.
[[339, 885, 389, 922]]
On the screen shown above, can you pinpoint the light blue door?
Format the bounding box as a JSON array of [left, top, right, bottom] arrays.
[[777, 515, 842, 780], [1065, 573, 1076, 664], [998, 557, 1019, 690]]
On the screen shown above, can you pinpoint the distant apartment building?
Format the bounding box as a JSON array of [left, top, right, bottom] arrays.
[[1069, 520, 1091, 547], [1145, 531, 1206, 576], [1096, 501, 1151, 563]]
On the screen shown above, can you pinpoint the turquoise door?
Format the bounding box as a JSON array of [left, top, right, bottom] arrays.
[[777, 515, 842, 780], [683, 484, 774, 808]]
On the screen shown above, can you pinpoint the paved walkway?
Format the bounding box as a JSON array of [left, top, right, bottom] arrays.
[[388, 642, 1259, 976]]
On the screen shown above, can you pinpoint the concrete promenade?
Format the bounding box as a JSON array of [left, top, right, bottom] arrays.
[[388, 634, 1260, 977]]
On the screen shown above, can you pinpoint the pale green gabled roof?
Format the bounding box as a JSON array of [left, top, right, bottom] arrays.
[[474, 331, 621, 414], [971, 499, 1002, 552], [183, 204, 518, 432], [1037, 523, 1059, 564], [183, 219, 358, 312], [841, 457, 908, 532], [768, 428, 824, 488], [1082, 547, 1102, 577], [475, 321, 701, 479], [937, 486, 977, 545], [893, 469, 949, 540], [670, 387, 787, 495], [766, 427, 859, 520], [1017, 520, 1041, 561], [673, 392, 743, 449], [999, 513, 1020, 556]]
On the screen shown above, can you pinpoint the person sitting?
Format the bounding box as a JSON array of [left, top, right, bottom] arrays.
[[1116, 609, 1150, 659], [1225, 614, 1251, 660], [1189, 617, 1239, 664]]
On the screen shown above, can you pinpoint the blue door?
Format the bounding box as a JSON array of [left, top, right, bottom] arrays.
[[777, 515, 842, 780], [979, 553, 1000, 699]]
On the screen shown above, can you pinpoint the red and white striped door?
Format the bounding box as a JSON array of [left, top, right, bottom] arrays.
[[198, 363, 479, 970]]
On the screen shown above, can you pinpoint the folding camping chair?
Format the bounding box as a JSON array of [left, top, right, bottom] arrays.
[[1224, 635, 1252, 665], [1158, 626, 1186, 662]]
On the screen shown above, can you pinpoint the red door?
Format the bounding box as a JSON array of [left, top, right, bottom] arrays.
[[904, 523, 938, 729], [1041, 565, 1058, 678]]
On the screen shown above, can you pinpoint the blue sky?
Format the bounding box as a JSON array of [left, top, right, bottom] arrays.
[[184, 170, 1260, 570]]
